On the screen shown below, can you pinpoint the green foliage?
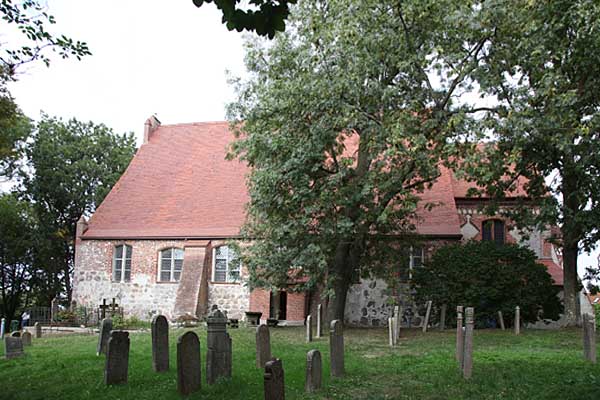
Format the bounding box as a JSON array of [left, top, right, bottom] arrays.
[[412, 241, 562, 325], [594, 304, 600, 330], [0, 85, 31, 178], [56, 310, 76, 323], [112, 314, 149, 330], [192, 0, 297, 38]]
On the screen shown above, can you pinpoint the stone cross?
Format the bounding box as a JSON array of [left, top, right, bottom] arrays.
[[21, 331, 32, 346], [99, 299, 110, 319], [497, 311, 505, 330], [1, 318, 5, 338], [305, 349, 322, 393], [110, 298, 119, 315], [316, 304, 323, 338], [329, 320, 344, 377], [34, 322, 42, 338], [51, 297, 59, 322], [256, 324, 271, 368], [206, 306, 232, 384], [583, 313, 597, 364], [306, 315, 313, 343], [422, 300, 433, 333], [4, 336, 24, 359], [462, 307, 474, 379], [97, 318, 113, 356], [439, 304, 447, 331], [456, 306, 464, 363], [264, 358, 285, 400], [151, 315, 169, 372], [177, 331, 201, 396], [104, 331, 130, 385], [514, 306, 521, 335]]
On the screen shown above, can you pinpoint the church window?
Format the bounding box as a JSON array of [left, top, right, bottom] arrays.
[[482, 219, 505, 245], [212, 245, 241, 283], [113, 245, 132, 282], [159, 248, 184, 282], [398, 246, 424, 282]]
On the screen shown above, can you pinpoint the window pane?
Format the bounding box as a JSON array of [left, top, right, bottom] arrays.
[[115, 245, 123, 258], [162, 248, 172, 259], [214, 259, 227, 282], [494, 221, 505, 245], [124, 259, 131, 282], [482, 221, 492, 241], [216, 246, 227, 259], [228, 268, 240, 282], [113, 258, 123, 281], [174, 259, 183, 272], [160, 258, 171, 281], [173, 271, 181, 281], [174, 248, 184, 259], [412, 247, 423, 268], [160, 271, 171, 282], [125, 245, 132, 258]]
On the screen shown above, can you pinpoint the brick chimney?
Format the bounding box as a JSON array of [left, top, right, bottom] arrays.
[[143, 115, 161, 144]]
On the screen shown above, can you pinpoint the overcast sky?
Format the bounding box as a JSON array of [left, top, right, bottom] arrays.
[[4, 1, 598, 276]]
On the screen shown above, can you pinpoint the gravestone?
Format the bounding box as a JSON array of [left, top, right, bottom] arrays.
[[11, 331, 20, 337], [388, 318, 395, 347], [104, 331, 130, 385], [497, 311, 505, 330], [316, 304, 323, 338], [583, 313, 597, 364], [206, 306, 232, 384], [256, 324, 271, 368], [264, 358, 285, 400], [439, 304, 447, 331], [393, 305, 401, 342], [3, 336, 24, 359], [21, 331, 32, 346], [306, 315, 313, 343], [10, 319, 19, 332], [97, 318, 113, 356], [34, 322, 42, 338], [514, 306, 521, 335], [177, 331, 201, 396], [305, 349, 322, 393], [422, 300, 433, 333], [456, 306, 464, 363], [462, 307, 474, 379], [99, 299, 109, 319], [329, 320, 344, 377], [1, 318, 5, 338], [151, 315, 169, 372], [51, 297, 59, 322]]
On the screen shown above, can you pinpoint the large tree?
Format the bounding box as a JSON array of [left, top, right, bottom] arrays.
[[464, 0, 600, 325], [228, 0, 494, 320], [21, 116, 136, 302]]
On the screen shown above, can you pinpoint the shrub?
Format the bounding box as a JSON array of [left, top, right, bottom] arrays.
[[412, 241, 562, 326]]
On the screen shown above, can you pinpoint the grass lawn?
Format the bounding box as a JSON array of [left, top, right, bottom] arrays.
[[1, 326, 599, 399]]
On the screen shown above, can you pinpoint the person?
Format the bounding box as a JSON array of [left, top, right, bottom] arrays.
[[21, 311, 30, 329]]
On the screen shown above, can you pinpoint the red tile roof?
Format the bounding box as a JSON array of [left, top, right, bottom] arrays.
[[536, 259, 564, 286]]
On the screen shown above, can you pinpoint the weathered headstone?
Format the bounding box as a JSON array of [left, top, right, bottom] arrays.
[[306, 315, 313, 343], [497, 311, 506, 330], [104, 331, 130, 385], [316, 304, 323, 339], [462, 307, 474, 379], [177, 331, 201, 396], [305, 349, 322, 393], [3, 336, 24, 359], [11, 331, 20, 337], [329, 320, 344, 377], [514, 306, 521, 335], [393, 305, 401, 342], [583, 313, 597, 364], [206, 306, 232, 384], [21, 331, 32, 346], [264, 358, 285, 400], [456, 306, 464, 363], [388, 318, 395, 347], [97, 318, 113, 356], [10, 319, 19, 333], [422, 300, 433, 333], [34, 322, 42, 338], [51, 297, 59, 322], [0, 318, 5, 338], [256, 324, 271, 368], [439, 304, 447, 331], [151, 315, 169, 372]]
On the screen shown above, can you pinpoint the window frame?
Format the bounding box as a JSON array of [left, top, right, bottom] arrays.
[[157, 247, 184, 283], [408, 246, 424, 280], [112, 244, 132, 283], [482, 219, 505, 245], [211, 245, 241, 283]]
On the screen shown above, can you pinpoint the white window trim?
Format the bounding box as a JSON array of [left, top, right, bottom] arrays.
[[408, 246, 424, 280], [212, 245, 241, 283], [158, 248, 184, 282], [112, 244, 131, 283]]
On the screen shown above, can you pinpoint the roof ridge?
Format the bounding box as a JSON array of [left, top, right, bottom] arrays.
[[159, 121, 229, 128]]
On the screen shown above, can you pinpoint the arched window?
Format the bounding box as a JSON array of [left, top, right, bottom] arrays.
[[113, 245, 132, 282], [212, 245, 241, 283], [159, 248, 184, 282], [482, 219, 505, 245]]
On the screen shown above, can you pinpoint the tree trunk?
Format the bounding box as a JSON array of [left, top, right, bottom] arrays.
[[562, 241, 580, 326], [327, 242, 357, 323]]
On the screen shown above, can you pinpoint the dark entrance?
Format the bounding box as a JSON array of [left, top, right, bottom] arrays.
[[269, 291, 287, 320]]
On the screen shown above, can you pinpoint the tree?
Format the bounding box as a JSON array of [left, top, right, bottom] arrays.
[[0, 81, 31, 179], [412, 241, 562, 326], [464, 0, 600, 325], [192, 0, 297, 38], [228, 0, 495, 320], [20, 115, 136, 302]]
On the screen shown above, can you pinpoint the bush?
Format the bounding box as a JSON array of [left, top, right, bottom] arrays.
[[111, 314, 149, 330], [412, 241, 562, 326]]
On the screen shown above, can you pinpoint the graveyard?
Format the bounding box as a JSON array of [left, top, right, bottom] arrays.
[[1, 323, 598, 399]]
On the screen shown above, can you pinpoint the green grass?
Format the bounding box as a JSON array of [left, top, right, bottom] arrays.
[[1, 327, 599, 399]]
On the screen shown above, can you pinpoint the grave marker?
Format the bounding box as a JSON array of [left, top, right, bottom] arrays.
[[21, 331, 32, 346], [51, 297, 59, 322], [329, 320, 344, 377], [151, 315, 169, 372], [3, 336, 24, 359], [177, 331, 201, 396], [583, 313, 597, 364], [497, 311, 505, 330], [306, 315, 313, 343], [462, 307, 474, 379], [256, 324, 271, 368], [264, 358, 285, 400], [1, 318, 5, 338], [388, 318, 395, 347], [316, 304, 323, 338], [422, 300, 433, 333], [305, 349, 322, 393], [99, 299, 109, 319], [11, 331, 20, 337], [34, 322, 42, 338], [439, 304, 447, 331], [393, 305, 401, 342], [456, 306, 464, 363], [206, 306, 232, 384], [514, 306, 521, 335], [104, 331, 130, 385], [97, 318, 112, 356]]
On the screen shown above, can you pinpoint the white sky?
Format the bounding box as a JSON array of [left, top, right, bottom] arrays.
[[3, 1, 598, 277]]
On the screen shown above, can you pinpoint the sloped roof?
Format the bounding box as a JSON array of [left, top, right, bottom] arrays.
[[536, 259, 564, 286], [82, 121, 463, 239]]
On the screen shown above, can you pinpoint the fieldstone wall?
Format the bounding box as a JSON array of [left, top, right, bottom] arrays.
[[207, 283, 250, 320]]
